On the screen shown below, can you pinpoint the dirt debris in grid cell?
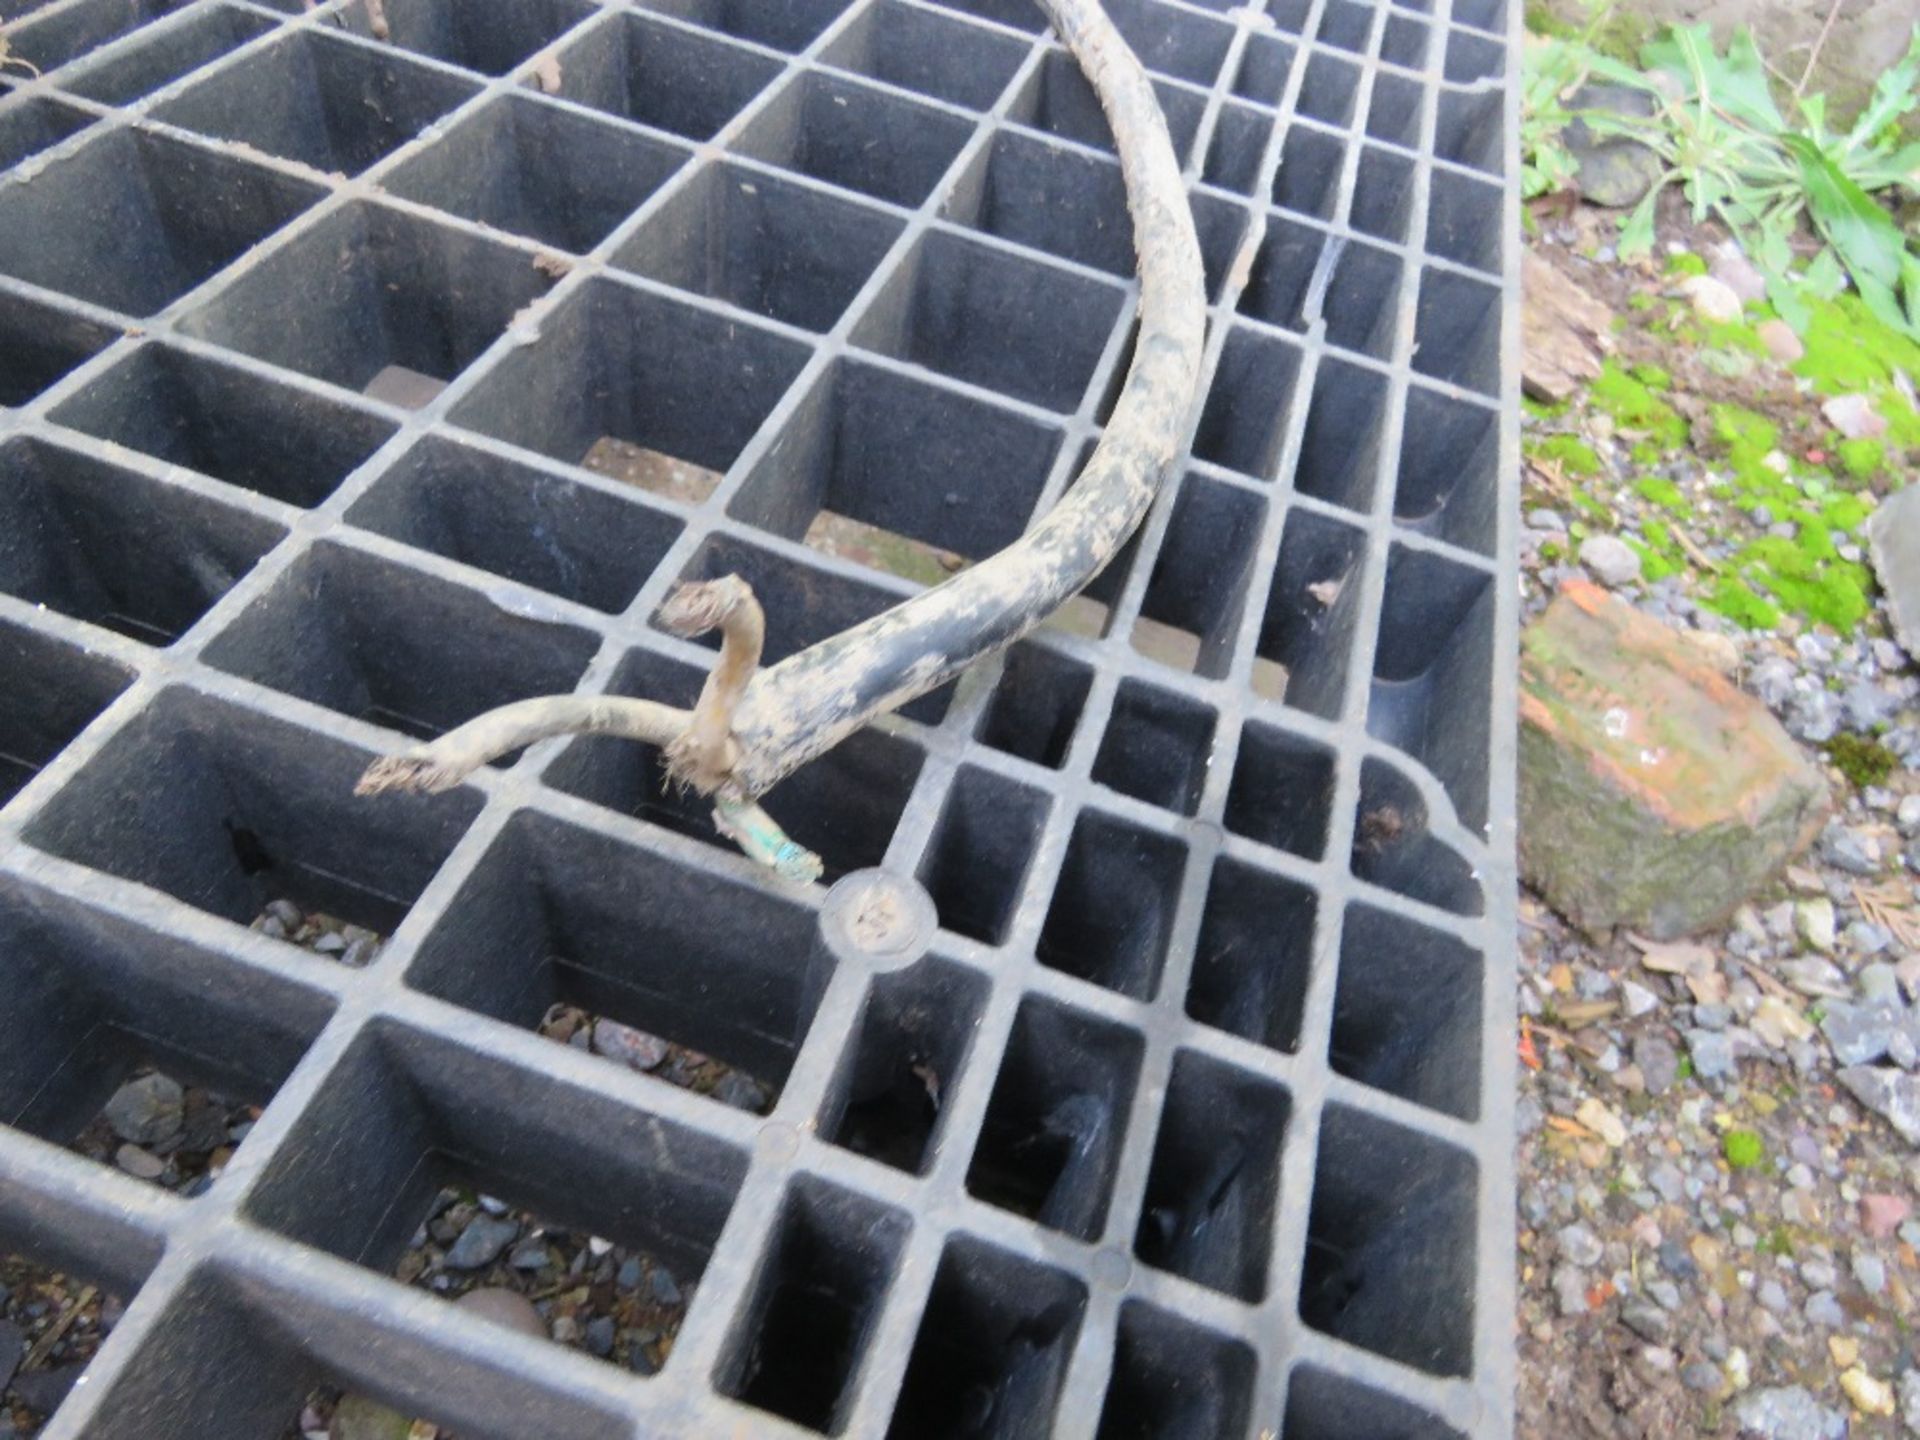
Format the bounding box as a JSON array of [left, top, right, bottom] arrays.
[[537, 1003, 772, 1114], [0, 1256, 120, 1437], [251, 900, 384, 969], [580, 437, 722, 507], [68, 1067, 259, 1195]]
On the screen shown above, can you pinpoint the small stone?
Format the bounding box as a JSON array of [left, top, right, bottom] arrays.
[[1822, 393, 1887, 441], [1679, 274, 1743, 324], [453, 1287, 545, 1339], [1901, 1370, 1920, 1432], [591, 1018, 669, 1072], [266, 898, 304, 929], [1822, 1000, 1916, 1067], [1688, 1029, 1736, 1080], [1620, 1299, 1670, 1342], [1804, 1290, 1846, 1328], [1579, 534, 1642, 587], [326, 1394, 415, 1440], [1757, 319, 1804, 363], [1839, 1367, 1896, 1418], [1574, 1096, 1628, 1147], [1557, 1222, 1604, 1267], [1829, 1336, 1860, 1369], [1757, 1279, 1790, 1314], [1620, 980, 1660, 1018], [1634, 1035, 1680, 1095], [444, 1215, 520, 1270], [1551, 1263, 1590, 1317], [10, 1365, 81, 1416], [1898, 794, 1920, 837], [1732, 1385, 1846, 1440], [1796, 899, 1837, 953], [617, 1257, 643, 1291], [712, 1072, 768, 1113], [104, 1073, 185, 1146], [1859, 1193, 1910, 1239], [507, 1239, 550, 1272], [1682, 1360, 1725, 1395], [1709, 246, 1767, 305], [584, 1315, 616, 1357], [1801, 1260, 1838, 1291], [1820, 826, 1881, 876], [1851, 1250, 1887, 1295], [312, 932, 348, 955], [114, 1143, 166, 1180], [649, 1265, 682, 1307]]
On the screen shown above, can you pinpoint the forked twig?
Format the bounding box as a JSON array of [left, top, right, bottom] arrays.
[[353, 0, 1208, 882]]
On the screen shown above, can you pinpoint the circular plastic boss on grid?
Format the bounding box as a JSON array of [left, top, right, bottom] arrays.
[[821, 868, 938, 971]]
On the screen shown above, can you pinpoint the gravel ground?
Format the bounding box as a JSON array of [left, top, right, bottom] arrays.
[[1516, 220, 1920, 1438]]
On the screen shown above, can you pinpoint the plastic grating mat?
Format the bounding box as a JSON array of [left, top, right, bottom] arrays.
[[0, 0, 1519, 1433]]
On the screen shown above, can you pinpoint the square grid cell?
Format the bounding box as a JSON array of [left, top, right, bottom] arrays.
[[0, 0, 1517, 1435]]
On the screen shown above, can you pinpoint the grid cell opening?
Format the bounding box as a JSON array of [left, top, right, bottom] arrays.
[[383, 93, 690, 254], [1426, 166, 1504, 273], [24, 688, 481, 939], [819, 956, 987, 1173], [1253, 506, 1368, 717], [1102, 0, 1232, 85], [1316, 0, 1374, 51], [0, 93, 93, 172], [0, 128, 321, 318], [1134, 1050, 1288, 1301], [1435, 86, 1502, 173], [1192, 325, 1302, 480], [1368, 543, 1495, 831], [1300, 1104, 1477, 1377], [1237, 215, 1328, 333], [821, 0, 1026, 108], [616, 159, 903, 333], [966, 997, 1142, 1240], [977, 642, 1092, 770], [887, 1238, 1087, 1440], [407, 809, 828, 1106], [1132, 474, 1265, 678], [329, 0, 595, 75], [1185, 856, 1317, 1053], [1413, 267, 1500, 397], [853, 230, 1126, 412], [50, 343, 398, 509], [1231, 31, 1294, 105], [152, 28, 479, 175], [1010, 47, 1206, 165], [1224, 720, 1335, 860], [637, 0, 855, 52], [1365, 70, 1423, 147], [0, 436, 284, 646], [0, 1253, 128, 1437], [448, 275, 809, 477], [1296, 354, 1389, 512], [1201, 102, 1273, 195], [0, 624, 131, 808], [1099, 1308, 1256, 1440], [1284, 1368, 1468, 1440], [1271, 123, 1344, 218], [717, 1178, 908, 1433], [346, 435, 680, 614], [1383, 13, 1430, 68], [734, 358, 1064, 567], [201, 542, 599, 753], [543, 8, 782, 139], [1353, 757, 1484, 917], [1037, 809, 1185, 1001], [1444, 29, 1503, 83], [1351, 145, 1417, 243], [734, 71, 972, 208], [245, 1020, 746, 1350], [0, 879, 330, 1191], [58, 3, 273, 105], [181, 201, 555, 397], [944, 130, 1133, 277], [545, 646, 925, 883], [1, 0, 190, 74], [1092, 680, 1217, 817], [1298, 50, 1361, 128], [0, 287, 114, 408], [919, 764, 1049, 944], [1322, 241, 1404, 359], [1453, 0, 1507, 29], [1395, 384, 1499, 555], [1333, 900, 1482, 1119]]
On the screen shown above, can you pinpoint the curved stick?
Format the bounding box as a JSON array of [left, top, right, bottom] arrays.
[[354, 695, 691, 796], [659, 576, 762, 794], [721, 0, 1207, 797]]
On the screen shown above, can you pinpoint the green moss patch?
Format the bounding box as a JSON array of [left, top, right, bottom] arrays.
[[1826, 734, 1898, 789]]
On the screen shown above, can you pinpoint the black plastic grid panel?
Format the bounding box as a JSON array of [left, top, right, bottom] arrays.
[[0, 0, 1519, 1432]]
